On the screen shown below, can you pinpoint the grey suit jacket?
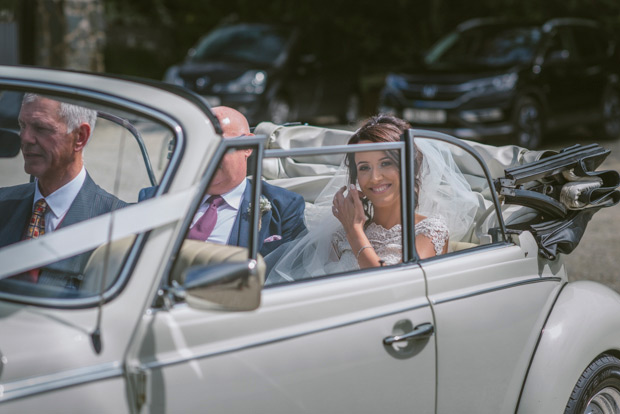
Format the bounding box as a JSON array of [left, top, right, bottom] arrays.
[[0, 173, 128, 289]]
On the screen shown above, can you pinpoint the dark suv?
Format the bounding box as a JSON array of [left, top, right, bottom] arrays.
[[164, 23, 360, 126], [379, 18, 620, 148]]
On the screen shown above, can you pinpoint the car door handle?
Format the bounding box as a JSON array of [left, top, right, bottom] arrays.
[[383, 323, 434, 345]]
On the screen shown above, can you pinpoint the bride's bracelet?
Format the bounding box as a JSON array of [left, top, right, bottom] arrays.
[[356, 245, 372, 259]]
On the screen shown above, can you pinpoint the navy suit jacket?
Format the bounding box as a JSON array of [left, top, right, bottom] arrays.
[[0, 173, 128, 289], [138, 179, 306, 257]]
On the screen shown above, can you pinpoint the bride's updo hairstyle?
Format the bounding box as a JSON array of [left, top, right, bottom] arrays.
[[346, 114, 424, 224]]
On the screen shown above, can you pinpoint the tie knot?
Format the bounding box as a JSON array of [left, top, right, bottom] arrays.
[[208, 195, 225, 208], [34, 198, 48, 214]]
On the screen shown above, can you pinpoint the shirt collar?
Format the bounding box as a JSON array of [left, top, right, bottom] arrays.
[[204, 179, 247, 210], [34, 167, 87, 219]]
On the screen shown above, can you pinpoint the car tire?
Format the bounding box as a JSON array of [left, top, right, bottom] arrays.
[[596, 86, 620, 141], [513, 96, 543, 149], [564, 354, 620, 414], [269, 95, 291, 125], [341, 93, 361, 125]]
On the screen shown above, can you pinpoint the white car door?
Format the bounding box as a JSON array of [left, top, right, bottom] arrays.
[[133, 140, 437, 413], [139, 265, 434, 413], [412, 134, 565, 413]]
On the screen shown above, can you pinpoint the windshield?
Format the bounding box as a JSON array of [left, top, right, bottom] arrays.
[[191, 25, 292, 65], [425, 24, 542, 68]]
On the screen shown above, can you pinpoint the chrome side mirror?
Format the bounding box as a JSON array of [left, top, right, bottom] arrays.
[[169, 241, 265, 311], [179, 260, 262, 311]]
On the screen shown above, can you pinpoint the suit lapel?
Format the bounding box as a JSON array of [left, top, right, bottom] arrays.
[[59, 173, 96, 229], [229, 180, 251, 248], [228, 179, 269, 252]]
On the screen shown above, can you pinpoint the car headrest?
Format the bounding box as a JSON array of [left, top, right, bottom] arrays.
[[170, 240, 266, 285]]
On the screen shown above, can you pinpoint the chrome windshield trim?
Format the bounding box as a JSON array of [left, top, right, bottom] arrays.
[[432, 276, 563, 305], [143, 301, 430, 370], [0, 362, 124, 403]]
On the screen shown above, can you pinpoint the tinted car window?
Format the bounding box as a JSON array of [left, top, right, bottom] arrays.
[[191, 24, 292, 65], [425, 25, 542, 67], [572, 26, 608, 61]]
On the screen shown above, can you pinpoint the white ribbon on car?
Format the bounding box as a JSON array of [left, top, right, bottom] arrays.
[[0, 187, 197, 279]]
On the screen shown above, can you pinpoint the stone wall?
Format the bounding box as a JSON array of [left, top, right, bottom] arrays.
[[34, 0, 105, 71]]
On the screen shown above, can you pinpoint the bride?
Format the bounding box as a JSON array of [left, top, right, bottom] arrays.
[[265, 114, 478, 283], [331, 115, 448, 268]]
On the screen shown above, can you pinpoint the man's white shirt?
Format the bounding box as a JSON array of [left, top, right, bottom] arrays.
[[190, 179, 247, 244], [33, 167, 86, 233]]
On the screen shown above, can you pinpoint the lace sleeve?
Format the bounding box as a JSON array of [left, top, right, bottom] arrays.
[[415, 216, 449, 256], [331, 227, 348, 258], [328, 227, 359, 272]]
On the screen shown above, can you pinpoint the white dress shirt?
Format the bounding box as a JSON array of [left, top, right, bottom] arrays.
[[33, 167, 87, 233], [191, 179, 247, 244]]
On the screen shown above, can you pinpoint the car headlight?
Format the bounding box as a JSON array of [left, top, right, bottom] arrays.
[[213, 70, 267, 94], [468, 73, 518, 96], [163, 65, 185, 87], [385, 74, 409, 90]]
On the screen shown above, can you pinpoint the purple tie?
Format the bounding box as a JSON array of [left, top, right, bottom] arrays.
[[187, 195, 225, 241]]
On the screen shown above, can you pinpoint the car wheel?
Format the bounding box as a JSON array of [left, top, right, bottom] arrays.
[[597, 87, 620, 140], [513, 97, 543, 149], [565, 354, 620, 414], [341, 93, 361, 125], [268, 96, 291, 125]]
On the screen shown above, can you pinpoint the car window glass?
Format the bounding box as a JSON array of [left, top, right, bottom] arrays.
[[426, 25, 541, 67], [413, 137, 505, 253], [0, 89, 176, 301], [258, 144, 406, 286], [546, 27, 577, 61], [191, 24, 292, 65], [167, 138, 267, 291], [572, 27, 607, 61]]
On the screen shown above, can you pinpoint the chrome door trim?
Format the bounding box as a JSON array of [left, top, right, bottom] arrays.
[[432, 277, 563, 305], [0, 361, 123, 403], [144, 302, 430, 370]]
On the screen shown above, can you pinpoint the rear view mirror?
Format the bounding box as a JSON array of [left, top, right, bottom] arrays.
[[0, 128, 20, 157]]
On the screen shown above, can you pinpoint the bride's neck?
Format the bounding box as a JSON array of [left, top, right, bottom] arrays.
[[373, 205, 401, 229]]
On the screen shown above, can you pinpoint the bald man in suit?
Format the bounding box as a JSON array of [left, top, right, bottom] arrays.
[[139, 106, 306, 257]]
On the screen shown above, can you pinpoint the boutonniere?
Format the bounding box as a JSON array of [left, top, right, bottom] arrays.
[[247, 196, 272, 230]]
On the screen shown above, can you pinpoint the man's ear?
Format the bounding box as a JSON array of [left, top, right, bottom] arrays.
[[74, 123, 91, 151], [243, 148, 253, 159], [244, 132, 255, 158]]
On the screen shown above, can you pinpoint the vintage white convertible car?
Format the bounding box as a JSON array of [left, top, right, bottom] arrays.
[[1, 66, 620, 414]]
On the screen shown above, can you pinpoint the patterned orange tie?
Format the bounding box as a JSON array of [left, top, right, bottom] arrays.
[[19, 199, 48, 283], [25, 198, 48, 239]]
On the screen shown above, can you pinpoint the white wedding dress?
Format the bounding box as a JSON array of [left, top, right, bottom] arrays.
[[330, 216, 449, 270]]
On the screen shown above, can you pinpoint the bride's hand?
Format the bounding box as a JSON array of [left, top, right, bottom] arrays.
[[333, 185, 366, 233]]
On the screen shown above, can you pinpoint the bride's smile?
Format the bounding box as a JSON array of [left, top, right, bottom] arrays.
[[355, 148, 401, 212]]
